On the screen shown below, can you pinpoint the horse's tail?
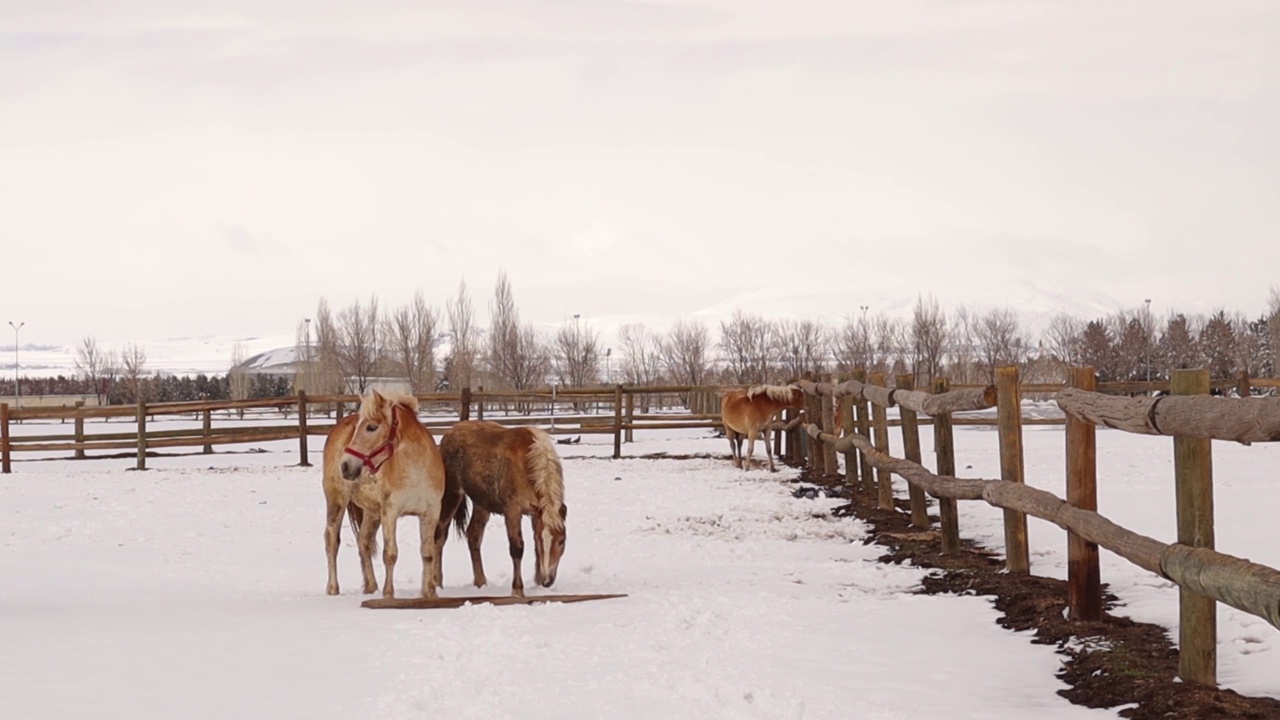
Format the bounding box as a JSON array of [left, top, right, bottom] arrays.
[[526, 428, 566, 530], [346, 502, 377, 554], [451, 492, 470, 540]]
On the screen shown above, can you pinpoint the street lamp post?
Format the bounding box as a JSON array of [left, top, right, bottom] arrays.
[[7, 321, 23, 408]]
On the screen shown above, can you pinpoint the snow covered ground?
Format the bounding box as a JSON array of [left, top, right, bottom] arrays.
[[1, 418, 1277, 719]]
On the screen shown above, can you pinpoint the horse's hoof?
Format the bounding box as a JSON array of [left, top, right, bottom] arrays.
[[361, 583, 377, 595], [473, 578, 487, 588], [382, 588, 395, 599], [326, 585, 339, 596]]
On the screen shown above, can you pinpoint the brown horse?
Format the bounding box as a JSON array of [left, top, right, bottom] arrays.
[[441, 420, 567, 597], [332, 390, 462, 599], [720, 383, 805, 472]]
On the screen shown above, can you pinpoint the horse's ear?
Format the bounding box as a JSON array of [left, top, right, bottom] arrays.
[[559, 503, 568, 520], [370, 389, 387, 413]]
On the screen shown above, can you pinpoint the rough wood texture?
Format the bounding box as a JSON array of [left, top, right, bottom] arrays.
[[932, 378, 961, 555], [74, 403, 86, 460], [996, 366, 1030, 575], [1, 403, 10, 474], [1066, 367, 1102, 622], [202, 409, 213, 454], [802, 421, 1280, 633], [863, 382, 896, 409], [297, 390, 311, 467], [893, 385, 998, 416], [897, 374, 929, 530], [853, 369, 874, 495], [1172, 369, 1217, 687], [135, 402, 147, 471], [362, 593, 629, 609], [613, 384, 624, 459], [838, 395, 858, 487], [820, 382, 837, 476], [869, 373, 895, 511], [1056, 387, 1280, 444]]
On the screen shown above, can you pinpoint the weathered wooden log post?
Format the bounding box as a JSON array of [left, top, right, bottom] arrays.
[[0, 403, 10, 474], [612, 384, 624, 459], [74, 401, 86, 460], [1066, 367, 1101, 622], [202, 409, 213, 454], [1237, 370, 1251, 399], [1173, 368, 1217, 686], [459, 387, 472, 422], [820, 385, 837, 476], [297, 390, 311, 467], [868, 372, 894, 511], [932, 378, 960, 554], [838, 395, 857, 487], [476, 386, 485, 421], [897, 374, 928, 529], [853, 369, 874, 494], [996, 366, 1029, 575], [804, 385, 822, 471], [136, 401, 148, 471], [625, 391, 635, 443]]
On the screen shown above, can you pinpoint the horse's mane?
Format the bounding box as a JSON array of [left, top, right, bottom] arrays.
[[525, 428, 565, 531], [358, 392, 420, 419], [745, 384, 799, 403]]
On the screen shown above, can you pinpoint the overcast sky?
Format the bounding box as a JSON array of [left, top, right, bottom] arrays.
[[1, 0, 1277, 346]]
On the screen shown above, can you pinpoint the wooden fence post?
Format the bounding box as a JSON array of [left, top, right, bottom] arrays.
[[459, 387, 472, 422], [1066, 367, 1102, 622], [783, 408, 797, 464], [1237, 370, 1251, 399], [74, 401, 86, 460], [996, 366, 1029, 575], [1, 403, 10, 474], [932, 378, 960, 554], [838, 395, 857, 487], [625, 391, 635, 443], [897, 374, 928, 529], [853, 369, 874, 495], [1172, 368, 1217, 686], [476, 386, 485, 421], [136, 401, 148, 471], [297, 390, 311, 467], [868, 372, 894, 511], [803, 387, 821, 471], [202, 409, 213, 454], [613, 384, 623, 459], [820, 387, 837, 476]]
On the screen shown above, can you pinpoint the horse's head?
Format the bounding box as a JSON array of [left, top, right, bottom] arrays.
[[786, 385, 807, 409], [341, 389, 399, 481], [537, 503, 568, 588]]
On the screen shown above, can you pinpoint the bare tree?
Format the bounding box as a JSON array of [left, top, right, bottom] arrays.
[[292, 319, 317, 396], [445, 279, 478, 391], [228, 340, 251, 416], [718, 310, 775, 383], [1044, 314, 1085, 367], [312, 299, 347, 405], [871, 314, 905, 376], [335, 295, 384, 393], [388, 291, 441, 394], [486, 271, 522, 390], [121, 342, 149, 403], [972, 308, 1027, 380], [618, 323, 664, 386], [834, 314, 872, 373], [554, 316, 601, 387], [772, 318, 829, 380], [662, 320, 710, 387], [911, 295, 947, 382], [511, 325, 552, 392], [1268, 287, 1280, 378], [74, 336, 108, 405]]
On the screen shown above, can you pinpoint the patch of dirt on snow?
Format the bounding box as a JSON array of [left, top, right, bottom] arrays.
[[792, 468, 1280, 720]]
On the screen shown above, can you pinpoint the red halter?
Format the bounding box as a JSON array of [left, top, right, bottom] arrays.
[[343, 414, 399, 476]]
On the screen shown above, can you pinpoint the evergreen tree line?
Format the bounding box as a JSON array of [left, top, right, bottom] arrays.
[[0, 372, 292, 405]]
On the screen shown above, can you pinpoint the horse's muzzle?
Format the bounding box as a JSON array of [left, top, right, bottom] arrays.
[[340, 457, 363, 482]]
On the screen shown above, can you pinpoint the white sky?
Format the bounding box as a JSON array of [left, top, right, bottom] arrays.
[[1, 0, 1277, 346]]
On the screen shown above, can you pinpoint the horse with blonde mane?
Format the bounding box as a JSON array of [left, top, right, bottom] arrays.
[[441, 420, 568, 597], [325, 390, 462, 599], [720, 383, 806, 472]]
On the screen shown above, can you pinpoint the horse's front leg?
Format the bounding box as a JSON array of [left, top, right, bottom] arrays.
[[725, 427, 741, 468], [465, 507, 491, 588], [532, 513, 547, 587], [357, 512, 380, 594], [324, 499, 343, 595], [380, 511, 400, 599], [745, 430, 758, 472], [504, 511, 526, 597], [418, 508, 441, 599], [761, 430, 777, 472]]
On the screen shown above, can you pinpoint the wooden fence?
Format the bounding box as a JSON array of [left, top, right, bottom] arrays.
[[793, 366, 1280, 688]]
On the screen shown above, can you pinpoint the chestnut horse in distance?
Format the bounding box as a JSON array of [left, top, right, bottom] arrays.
[[720, 384, 805, 472], [441, 420, 568, 597], [325, 390, 463, 599]]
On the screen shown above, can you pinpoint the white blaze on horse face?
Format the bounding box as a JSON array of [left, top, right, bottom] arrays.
[[539, 525, 565, 587]]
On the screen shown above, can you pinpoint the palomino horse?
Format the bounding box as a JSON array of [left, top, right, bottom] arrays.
[[720, 383, 805, 472], [441, 420, 568, 597], [322, 413, 382, 595], [333, 390, 462, 599]]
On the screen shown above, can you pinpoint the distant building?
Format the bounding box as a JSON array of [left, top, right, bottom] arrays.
[[230, 347, 412, 395]]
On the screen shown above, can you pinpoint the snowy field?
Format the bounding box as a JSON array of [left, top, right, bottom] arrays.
[[2, 417, 1278, 719]]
